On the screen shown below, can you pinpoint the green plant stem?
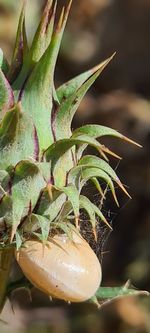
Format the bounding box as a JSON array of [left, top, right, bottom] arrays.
[[0, 247, 14, 312]]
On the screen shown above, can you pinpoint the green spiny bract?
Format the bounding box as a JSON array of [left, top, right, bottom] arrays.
[[0, 0, 140, 306]]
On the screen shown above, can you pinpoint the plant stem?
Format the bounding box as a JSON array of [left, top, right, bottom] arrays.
[[0, 247, 14, 312]]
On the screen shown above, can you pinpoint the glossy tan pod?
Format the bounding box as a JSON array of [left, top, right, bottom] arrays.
[[16, 232, 102, 302]]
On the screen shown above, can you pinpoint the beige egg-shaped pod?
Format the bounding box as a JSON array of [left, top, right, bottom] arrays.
[[16, 232, 102, 302]]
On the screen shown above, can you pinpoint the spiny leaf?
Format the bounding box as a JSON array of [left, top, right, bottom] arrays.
[[79, 195, 96, 229], [8, 1, 28, 83], [45, 134, 101, 187], [0, 104, 35, 169], [23, 214, 39, 234], [68, 165, 83, 189], [79, 195, 111, 229], [0, 49, 9, 74], [0, 70, 14, 117], [37, 162, 51, 183], [54, 55, 115, 139], [90, 296, 100, 308], [57, 54, 115, 103], [98, 145, 122, 160], [0, 195, 12, 225], [52, 150, 74, 188], [81, 167, 119, 206], [53, 221, 81, 240], [53, 222, 73, 240], [11, 161, 46, 241], [62, 185, 79, 227], [79, 155, 131, 198], [0, 106, 19, 145], [72, 124, 141, 147], [58, 201, 73, 222], [15, 231, 23, 250], [91, 201, 112, 229], [68, 164, 118, 208], [91, 177, 105, 198], [45, 135, 100, 166], [30, 0, 56, 63], [96, 282, 149, 300], [30, 214, 51, 241], [19, 1, 72, 153], [0, 170, 10, 198], [36, 187, 66, 222]]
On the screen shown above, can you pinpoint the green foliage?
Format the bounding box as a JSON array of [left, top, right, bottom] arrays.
[[0, 104, 35, 168], [0, 70, 14, 114], [55, 55, 114, 139], [95, 281, 149, 307]]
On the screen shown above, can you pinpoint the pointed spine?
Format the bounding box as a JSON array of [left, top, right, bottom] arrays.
[[30, 0, 56, 63], [8, 2, 28, 83]]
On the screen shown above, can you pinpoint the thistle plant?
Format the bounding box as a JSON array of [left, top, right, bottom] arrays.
[[0, 0, 145, 309]]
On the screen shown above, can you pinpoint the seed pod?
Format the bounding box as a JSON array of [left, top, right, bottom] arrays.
[[16, 232, 102, 302]]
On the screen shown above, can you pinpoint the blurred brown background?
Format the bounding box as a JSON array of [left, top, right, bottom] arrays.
[[0, 0, 150, 332]]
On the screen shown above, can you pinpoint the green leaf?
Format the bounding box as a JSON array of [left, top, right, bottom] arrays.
[[62, 185, 79, 223], [8, 2, 28, 83], [78, 155, 130, 197], [45, 134, 100, 187], [68, 163, 118, 207], [11, 161, 46, 240], [0, 170, 10, 197], [0, 48, 9, 74], [72, 124, 141, 147], [57, 54, 115, 103], [91, 177, 105, 198], [36, 187, 66, 222], [79, 195, 111, 229], [37, 162, 51, 183], [96, 282, 149, 300], [45, 135, 100, 166], [52, 221, 81, 240], [0, 195, 12, 225], [17, 1, 72, 153], [79, 195, 96, 229], [15, 231, 23, 250], [52, 150, 74, 188], [58, 201, 73, 222], [81, 167, 119, 206], [91, 201, 112, 229], [53, 222, 73, 240], [30, 214, 51, 241], [54, 55, 114, 139], [23, 214, 39, 234], [68, 165, 82, 189], [79, 155, 117, 178], [30, 0, 56, 63], [0, 70, 14, 116], [0, 104, 35, 169], [0, 105, 19, 146]]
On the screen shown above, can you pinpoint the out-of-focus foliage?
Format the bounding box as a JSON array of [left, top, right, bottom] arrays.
[[0, 0, 18, 8], [0, 0, 42, 61], [0, 293, 150, 333]]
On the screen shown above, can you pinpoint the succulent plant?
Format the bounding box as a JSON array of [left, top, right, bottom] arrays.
[[0, 0, 143, 309]]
